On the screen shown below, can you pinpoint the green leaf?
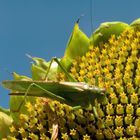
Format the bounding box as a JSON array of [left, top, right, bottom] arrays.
[[26, 54, 49, 70], [90, 21, 129, 47], [13, 72, 32, 81], [59, 22, 89, 71], [130, 18, 140, 30], [31, 64, 47, 80], [0, 106, 10, 116], [0, 112, 13, 139], [31, 59, 59, 81]]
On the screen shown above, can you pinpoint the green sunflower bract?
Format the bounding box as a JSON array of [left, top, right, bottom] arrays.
[[59, 21, 90, 72]]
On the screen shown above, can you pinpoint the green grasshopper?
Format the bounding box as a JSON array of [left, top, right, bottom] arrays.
[[2, 57, 106, 117]]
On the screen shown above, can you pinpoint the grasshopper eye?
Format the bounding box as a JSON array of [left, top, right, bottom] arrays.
[[102, 88, 106, 93], [83, 84, 90, 89], [84, 84, 95, 90]]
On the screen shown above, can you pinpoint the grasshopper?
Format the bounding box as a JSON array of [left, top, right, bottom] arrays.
[[2, 57, 106, 118]]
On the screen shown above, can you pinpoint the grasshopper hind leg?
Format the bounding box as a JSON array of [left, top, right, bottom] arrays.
[[13, 82, 67, 112]]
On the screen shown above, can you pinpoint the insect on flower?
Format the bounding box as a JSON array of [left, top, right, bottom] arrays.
[[2, 57, 106, 118]]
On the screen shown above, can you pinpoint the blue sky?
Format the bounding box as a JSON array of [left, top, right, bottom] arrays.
[[0, 0, 140, 108]]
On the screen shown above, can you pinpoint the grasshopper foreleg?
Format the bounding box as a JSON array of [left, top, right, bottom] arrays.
[[45, 57, 76, 82]]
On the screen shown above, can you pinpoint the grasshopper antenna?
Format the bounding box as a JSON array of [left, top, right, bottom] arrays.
[[90, 0, 93, 34], [26, 53, 33, 59], [26, 54, 36, 65], [90, 0, 94, 46]]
